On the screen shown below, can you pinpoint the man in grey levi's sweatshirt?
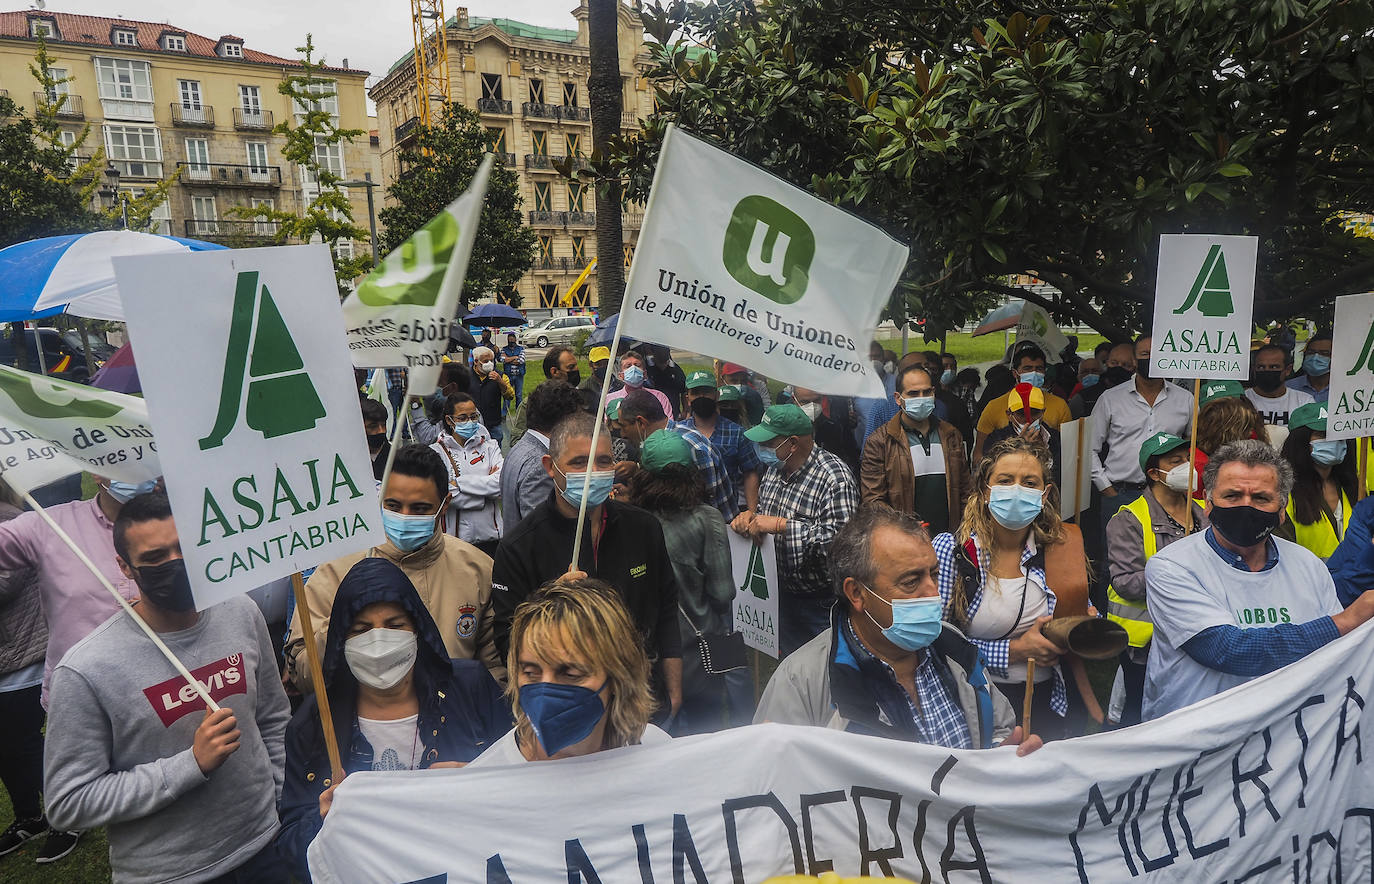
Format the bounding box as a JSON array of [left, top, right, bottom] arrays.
[[42, 493, 290, 883]]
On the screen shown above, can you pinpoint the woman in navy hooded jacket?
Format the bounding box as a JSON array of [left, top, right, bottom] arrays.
[[277, 558, 511, 879]]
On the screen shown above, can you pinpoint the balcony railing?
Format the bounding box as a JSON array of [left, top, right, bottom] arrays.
[[35, 92, 83, 119], [622, 112, 638, 129], [170, 103, 214, 128], [184, 218, 281, 240], [622, 212, 643, 228], [525, 153, 556, 171], [495, 152, 516, 166], [566, 211, 596, 227], [476, 98, 512, 115], [233, 107, 273, 130], [522, 102, 591, 123], [560, 105, 591, 122], [536, 256, 570, 271], [395, 116, 419, 144], [176, 161, 282, 187], [529, 210, 562, 226]]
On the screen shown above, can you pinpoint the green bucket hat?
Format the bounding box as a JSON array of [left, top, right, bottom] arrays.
[[640, 429, 695, 473], [744, 404, 814, 442], [685, 370, 717, 390], [1138, 432, 1189, 475], [1288, 401, 1328, 433], [1199, 380, 1244, 406]]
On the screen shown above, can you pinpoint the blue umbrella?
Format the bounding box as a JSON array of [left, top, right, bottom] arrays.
[[586, 313, 640, 349], [0, 230, 227, 322], [463, 302, 526, 327]]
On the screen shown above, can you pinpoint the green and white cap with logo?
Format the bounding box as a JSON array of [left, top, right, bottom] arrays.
[[685, 370, 717, 390], [1199, 380, 1244, 406], [605, 398, 622, 421], [1288, 401, 1328, 433], [745, 404, 814, 442], [1138, 432, 1190, 474], [718, 385, 743, 403]]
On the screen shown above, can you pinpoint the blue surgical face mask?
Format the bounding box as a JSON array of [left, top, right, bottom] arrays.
[[1303, 354, 1331, 377], [941, 369, 955, 386], [987, 484, 1044, 530], [1080, 373, 1100, 388], [450, 419, 481, 441], [381, 509, 439, 552], [107, 479, 157, 503], [902, 396, 936, 421], [621, 365, 645, 387], [756, 443, 781, 468], [1019, 371, 1045, 389], [1311, 439, 1346, 466], [862, 584, 944, 652], [519, 681, 607, 756], [556, 465, 616, 508]]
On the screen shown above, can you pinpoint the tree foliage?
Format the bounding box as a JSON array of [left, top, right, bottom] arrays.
[[378, 103, 536, 308], [620, 0, 1374, 340]]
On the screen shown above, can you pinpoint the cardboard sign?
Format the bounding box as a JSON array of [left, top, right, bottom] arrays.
[[1058, 416, 1094, 518], [1149, 235, 1257, 380], [115, 244, 383, 609], [1325, 292, 1374, 441], [730, 531, 779, 659]]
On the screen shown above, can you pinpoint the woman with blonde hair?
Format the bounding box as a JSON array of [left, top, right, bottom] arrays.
[[467, 579, 663, 765], [1196, 390, 1267, 455], [931, 436, 1081, 740]]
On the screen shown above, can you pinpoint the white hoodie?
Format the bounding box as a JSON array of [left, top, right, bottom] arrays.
[[431, 424, 504, 544]]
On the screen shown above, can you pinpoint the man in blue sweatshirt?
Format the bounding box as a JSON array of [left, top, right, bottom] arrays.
[[43, 493, 290, 883]]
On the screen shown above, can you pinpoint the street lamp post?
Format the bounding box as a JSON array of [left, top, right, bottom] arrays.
[[98, 163, 129, 229], [341, 173, 379, 263]]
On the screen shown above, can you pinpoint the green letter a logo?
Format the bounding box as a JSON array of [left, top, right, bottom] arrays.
[[739, 542, 770, 600], [1347, 322, 1374, 376], [199, 271, 326, 450], [1173, 244, 1234, 317]]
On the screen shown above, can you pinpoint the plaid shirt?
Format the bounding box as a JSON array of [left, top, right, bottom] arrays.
[[385, 368, 407, 394], [681, 415, 763, 502], [667, 422, 737, 520], [756, 446, 858, 597], [930, 531, 1068, 717], [841, 617, 973, 749]]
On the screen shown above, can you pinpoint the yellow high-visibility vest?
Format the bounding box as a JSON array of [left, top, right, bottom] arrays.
[[1106, 495, 1157, 649], [1285, 488, 1350, 561]]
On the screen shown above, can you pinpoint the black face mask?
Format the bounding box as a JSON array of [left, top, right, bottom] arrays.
[[1102, 366, 1133, 388], [1209, 503, 1281, 549], [1252, 370, 1284, 393], [366, 431, 387, 450], [690, 396, 718, 419], [136, 558, 196, 613], [564, 369, 581, 388], [1135, 358, 1150, 380]]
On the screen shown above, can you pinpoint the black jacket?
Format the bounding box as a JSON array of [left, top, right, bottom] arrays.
[[491, 495, 681, 663], [278, 558, 512, 881], [476, 375, 505, 428]]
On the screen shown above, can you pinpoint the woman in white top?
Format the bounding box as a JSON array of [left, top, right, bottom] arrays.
[[468, 578, 667, 767], [430, 393, 504, 556], [931, 436, 1076, 740]]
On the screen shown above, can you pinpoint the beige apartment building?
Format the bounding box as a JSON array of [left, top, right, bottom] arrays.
[[370, 2, 654, 313], [0, 10, 377, 257]]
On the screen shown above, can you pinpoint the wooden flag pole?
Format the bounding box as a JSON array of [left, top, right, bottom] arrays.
[[291, 571, 344, 783], [21, 490, 220, 711], [1185, 378, 1201, 532], [1075, 417, 1088, 518], [1360, 438, 1369, 502], [1021, 659, 1036, 736]]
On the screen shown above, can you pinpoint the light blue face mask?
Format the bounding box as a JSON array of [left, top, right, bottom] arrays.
[[1311, 439, 1346, 466], [1303, 354, 1331, 377], [450, 419, 481, 441], [755, 443, 782, 468], [381, 509, 439, 552], [940, 369, 956, 386], [862, 584, 944, 652], [621, 365, 646, 388], [902, 396, 936, 421], [1019, 371, 1046, 389], [557, 465, 616, 508], [1080, 374, 1100, 388], [987, 484, 1044, 530], [107, 479, 157, 503]]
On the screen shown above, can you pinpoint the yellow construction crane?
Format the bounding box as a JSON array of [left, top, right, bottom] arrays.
[[410, 0, 450, 130]]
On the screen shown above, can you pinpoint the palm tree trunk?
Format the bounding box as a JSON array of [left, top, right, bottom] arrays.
[[587, 0, 626, 317]]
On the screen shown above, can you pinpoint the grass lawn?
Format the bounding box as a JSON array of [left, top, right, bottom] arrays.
[[0, 786, 110, 882], [873, 330, 1110, 367]]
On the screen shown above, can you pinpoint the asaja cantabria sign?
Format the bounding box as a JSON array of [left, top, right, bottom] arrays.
[[1149, 235, 1257, 381], [1322, 292, 1374, 442]]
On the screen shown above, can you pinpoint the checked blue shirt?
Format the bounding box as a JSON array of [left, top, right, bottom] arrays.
[[680, 415, 762, 507], [668, 421, 737, 520]]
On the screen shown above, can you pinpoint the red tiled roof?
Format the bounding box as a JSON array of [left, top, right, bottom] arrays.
[[0, 11, 367, 73]]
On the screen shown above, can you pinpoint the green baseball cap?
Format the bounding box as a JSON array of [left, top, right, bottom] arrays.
[[1199, 380, 1243, 406], [717, 385, 742, 402], [685, 370, 716, 390], [1138, 432, 1189, 474], [1288, 401, 1328, 433], [640, 429, 695, 473], [745, 404, 814, 442], [604, 398, 621, 421]]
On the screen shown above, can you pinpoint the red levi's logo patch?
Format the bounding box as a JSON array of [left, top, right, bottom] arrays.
[[142, 654, 248, 727]]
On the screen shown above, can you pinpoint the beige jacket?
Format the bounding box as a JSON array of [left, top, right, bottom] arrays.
[[285, 531, 505, 691]]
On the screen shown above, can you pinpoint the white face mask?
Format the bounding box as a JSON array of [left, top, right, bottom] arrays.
[[479, 360, 495, 374], [344, 628, 418, 690], [798, 402, 821, 421], [1156, 462, 1192, 493]]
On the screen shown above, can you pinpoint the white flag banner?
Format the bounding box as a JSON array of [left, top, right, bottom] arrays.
[[1150, 235, 1257, 380], [729, 532, 779, 659], [0, 364, 160, 493], [1058, 416, 1094, 519], [308, 619, 1374, 882], [619, 127, 908, 399], [1324, 292, 1374, 441], [343, 154, 494, 393], [115, 244, 383, 610], [1016, 301, 1070, 364]]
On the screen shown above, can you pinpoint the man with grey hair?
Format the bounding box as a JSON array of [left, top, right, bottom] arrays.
[[1143, 439, 1374, 719], [754, 504, 1035, 753], [470, 345, 514, 445]]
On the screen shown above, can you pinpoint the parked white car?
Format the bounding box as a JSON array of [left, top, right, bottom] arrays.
[[518, 315, 597, 347]]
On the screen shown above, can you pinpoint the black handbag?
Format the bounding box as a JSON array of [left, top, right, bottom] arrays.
[[680, 604, 748, 674]]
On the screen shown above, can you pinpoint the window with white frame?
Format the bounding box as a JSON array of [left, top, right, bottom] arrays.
[[124, 187, 171, 235], [302, 137, 344, 185], [190, 196, 217, 235], [163, 34, 186, 52], [246, 141, 270, 181], [30, 19, 54, 39], [221, 42, 243, 59], [239, 85, 261, 113], [178, 80, 202, 109], [250, 198, 275, 235], [42, 67, 69, 102], [184, 138, 210, 179], [113, 29, 138, 47], [103, 124, 162, 178], [94, 57, 154, 121], [295, 80, 339, 119]]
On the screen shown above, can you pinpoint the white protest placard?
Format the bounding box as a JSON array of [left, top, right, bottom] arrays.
[[1150, 234, 1257, 380], [309, 617, 1374, 883], [619, 126, 908, 399], [0, 365, 160, 493], [343, 155, 493, 393], [1058, 416, 1094, 519], [115, 244, 383, 609], [1324, 292, 1374, 441], [730, 531, 779, 659], [1016, 301, 1070, 364]]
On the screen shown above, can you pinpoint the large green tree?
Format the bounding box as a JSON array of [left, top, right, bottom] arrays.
[[379, 103, 536, 308], [621, 0, 1374, 340]]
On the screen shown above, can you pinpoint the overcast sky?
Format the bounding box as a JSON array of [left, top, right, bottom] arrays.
[[40, 0, 577, 93]]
